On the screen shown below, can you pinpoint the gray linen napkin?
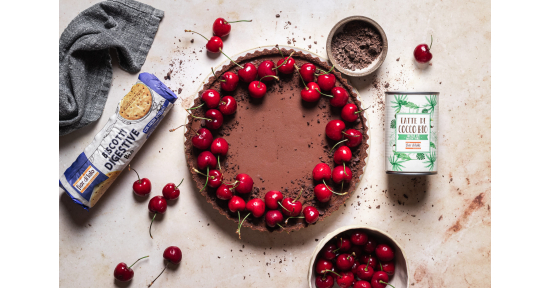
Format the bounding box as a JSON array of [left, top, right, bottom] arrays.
[[59, 0, 164, 136]]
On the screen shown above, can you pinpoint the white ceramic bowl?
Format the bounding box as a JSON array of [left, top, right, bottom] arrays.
[[308, 225, 409, 288]]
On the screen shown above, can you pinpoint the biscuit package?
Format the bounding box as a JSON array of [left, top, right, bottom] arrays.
[[60, 73, 177, 209]]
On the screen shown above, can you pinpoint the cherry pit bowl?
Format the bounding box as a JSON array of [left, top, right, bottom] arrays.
[[308, 224, 409, 288]]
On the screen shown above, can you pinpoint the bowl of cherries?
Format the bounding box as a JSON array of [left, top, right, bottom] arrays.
[[308, 225, 409, 288]]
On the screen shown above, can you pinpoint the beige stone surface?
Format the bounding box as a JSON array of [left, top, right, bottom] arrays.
[[59, 0, 491, 287]]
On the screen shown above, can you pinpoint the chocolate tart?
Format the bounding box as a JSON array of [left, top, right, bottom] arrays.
[[184, 48, 369, 233]]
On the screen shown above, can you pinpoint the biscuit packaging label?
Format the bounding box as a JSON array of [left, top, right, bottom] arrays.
[[59, 73, 177, 209]]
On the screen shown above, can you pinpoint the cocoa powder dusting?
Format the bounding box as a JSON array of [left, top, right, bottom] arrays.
[[331, 21, 383, 71]]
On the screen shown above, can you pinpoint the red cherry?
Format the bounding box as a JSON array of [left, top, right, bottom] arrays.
[[265, 210, 284, 228], [351, 230, 369, 246], [357, 264, 375, 281], [364, 238, 378, 254], [380, 261, 395, 276], [216, 184, 234, 200], [264, 190, 283, 210], [360, 255, 378, 269], [325, 120, 345, 141], [211, 138, 229, 157], [220, 71, 239, 92], [341, 103, 360, 122], [238, 63, 257, 83], [316, 259, 334, 274], [336, 237, 352, 252], [257, 60, 277, 82], [330, 87, 349, 107], [218, 96, 237, 115], [318, 73, 336, 91], [162, 177, 184, 200], [197, 151, 217, 170], [200, 89, 221, 108], [148, 196, 167, 238], [334, 146, 352, 165], [148, 247, 182, 287], [414, 38, 433, 63], [303, 206, 319, 224], [299, 63, 316, 82], [344, 129, 363, 148], [371, 271, 391, 288], [113, 256, 148, 282], [350, 245, 364, 258], [192, 128, 213, 150], [129, 167, 151, 196], [275, 55, 295, 74], [313, 163, 331, 182], [354, 280, 373, 288], [207, 170, 223, 188], [336, 253, 355, 271], [314, 184, 333, 203], [212, 18, 252, 37], [336, 271, 355, 288], [332, 165, 352, 184], [234, 173, 254, 194], [375, 244, 394, 262], [246, 198, 266, 217], [281, 189, 303, 217], [315, 274, 335, 288], [320, 243, 338, 260], [228, 196, 246, 212], [185, 30, 223, 53], [248, 80, 267, 98], [203, 109, 224, 130], [300, 82, 321, 102], [351, 259, 361, 274]]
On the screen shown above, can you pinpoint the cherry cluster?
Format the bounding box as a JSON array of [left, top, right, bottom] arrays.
[[315, 230, 397, 288]]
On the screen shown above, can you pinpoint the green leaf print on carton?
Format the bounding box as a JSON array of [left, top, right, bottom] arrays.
[[421, 108, 429, 113], [404, 102, 419, 110], [416, 153, 425, 160], [423, 95, 437, 116], [423, 151, 436, 171], [389, 154, 407, 171], [390, 119, 396, 128], [430, 142, 436, 149], [390, 95, 408, 113]]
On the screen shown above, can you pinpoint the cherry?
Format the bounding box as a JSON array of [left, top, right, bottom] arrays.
[[207, 169, 223, 188], [280, 189, 303, 217], [265, 210, 284, 228], [351, 259, 361, 274], [336, 271, 355, 288], [371, 271, 395, 288], [218, 71, 239, 92], [334, 146, 352, 166], [357, 263, 375, 281], [275, 51, 295, 74], [238, 63, 257, 83], [216, 184, 234, 200], [332, 165, 352, 185], [197, 151, 218, 170], [148, 196, 167, 239], [336, 253, 355, 271], [335, 237, 352, 252], [265, 190, 283, 210], [330, 87, 349, 107], [315, 259, 334, 274], [315, 274, 335, 288], [364, 238, 378, 254], [325, 120, 346, 141], [148, 246, 182, 287], [200, 89, 221, 108], [202, 109, 223, 130], [312, 163, 331, 182], [314, 183, 333, 203], [380, 261, 395, 276], [228, 196, 245, 212], [414, 36, 433, 63], [129, 166, 151, 196], [234, 173, 254, 194], [218, 96, 237, 115], [341, 103, 362, 122], [300, 82, 321, 102], [320, 243, 338, 260], [351, 230, 369, 246], [375, 244, 395, 262], [212, 18, 252, 37], [162, 177, 184, 200], [249, 75, 279, 98], [185, 30, 223, 53], [246, 198, 266, 217], [257, 60, 277, 82], [354, 281, 373, 288], [113, 256, 149, 282], [317, 72, 336, 91], [299, 63, 316, 82], [191, 128, 213, 150], [344, 129, 363, 148], [303, 206, 319, 224], [360, 255, 378, 269], [211, 138, 229, 157]]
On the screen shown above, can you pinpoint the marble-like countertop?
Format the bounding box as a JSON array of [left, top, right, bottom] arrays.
[[59, 1, 491, 287]]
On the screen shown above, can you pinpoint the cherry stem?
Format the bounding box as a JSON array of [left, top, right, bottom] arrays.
[[148, 262, 169, 287], [324, 270, 342, 278], [276, 45, 284, 57], [284, 216, 305, 224], [192, 115, 213, 122], [330, 139, 348, 153], [380, 263, 383, 271], [200, 167, 210, 192], [316, 65, 334, 76], [169, 124, 185, 132], [293, 188, 303, 203], [187, 103, 205, 110], [226, 20, 252, 24], [236, 211, 251, 239], [354, 109, 365, 114], [294, 64, 308, 88], [276, 223, 284, 229], [149, 213, 156, 239], [342, 131, 360, 137], [315, 88, 333, 98], [341, 182, 344, 193], [211, 67, 226, 82], [217, 155, 222, 172], [343, 163, 348, 176], [380, 281, 396, 288], [220, 49, 243, 69], [278, 201, 291, 213], [185, 30, 208, 41], [429, 35, 433, 50], [193, 168, 208, 177], [128, 165, 141, 183], [322, 180, 347, 195], [273, 51, 295, 70], [334, 238, 343, 252], [365, 258, 371, 271], [258, 75, 280, 88], [176, 177, 184, 189], [128, 256, 149, 269]]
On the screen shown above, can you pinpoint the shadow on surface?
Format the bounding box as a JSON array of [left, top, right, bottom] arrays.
[[386, 174, 430, 206]]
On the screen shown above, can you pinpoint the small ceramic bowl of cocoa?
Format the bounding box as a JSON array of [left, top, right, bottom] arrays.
[[326, 16, 388, 77]]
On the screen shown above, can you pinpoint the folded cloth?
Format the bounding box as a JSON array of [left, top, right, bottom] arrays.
[[59, 0, 164, 136]]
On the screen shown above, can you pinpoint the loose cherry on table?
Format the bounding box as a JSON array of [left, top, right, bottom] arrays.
[[354, 280, 373, 288], [162, 177, 184, 200], [320, 243, 338, 260], [336, 253, 355, 271], [113, 256, 149, 282], [234, 173, 254, 194], [216, 184, 234, 200], [265, 210, 284, 228], [316, 66, 336, 91], [336, 271, 355, 288], [248, 75, 279, 98], [212, 18, 252, 37], [371, 271, 396, 288], [330, 87, 349, 107], [380, 261, 395, 276], [357, 263, 375, 281], [129, 166, 151, 196], [375, 244, 395, 262], [341, 103, 362, 122], [299, 63, 316, 82], [185, 30, 223, 53], [265, 190, 284, 210], [335, 237, 352, 253], [148, 246, 182, 287], [218, 96, 237, 115], [332, 165, 352, 185], [257, 60, 277, 82], [197, 151, 218, 170], [191, 128, 213, 150], [303, 206, 319, 224], [312, 163, 331, 182], [148, 196, 167, 239], [325, 120, 346, 141], [364, 238, 378, 254], [414, 35, 433, 64], [344, 129, 363, 148], [351, 230, 369, 246], [274, 51, 295, 74], [315, 273, 335, 288], [280, 189, 303, 217]]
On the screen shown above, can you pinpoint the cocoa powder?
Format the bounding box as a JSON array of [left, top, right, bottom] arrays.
[[331, 21, 383, 71]]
